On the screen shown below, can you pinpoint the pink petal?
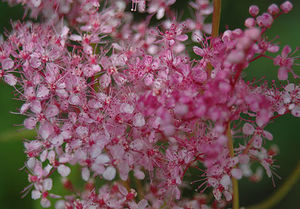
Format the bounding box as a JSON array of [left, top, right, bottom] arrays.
[[4, 74, 17, 86], [278, 67, 288, 80], [242, 123, 255, 135], [1, 58, 14, 70]]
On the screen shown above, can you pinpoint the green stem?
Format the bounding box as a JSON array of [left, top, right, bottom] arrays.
[[247, 161, 300, 209], [227, 123, 240, 209], [0, 129, 35, 142]]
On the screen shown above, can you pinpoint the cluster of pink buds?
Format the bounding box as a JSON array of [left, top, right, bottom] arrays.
[[0, 0, 299, 208]]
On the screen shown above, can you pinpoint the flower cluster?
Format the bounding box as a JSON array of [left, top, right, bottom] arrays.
[[0, 0, 299, 208]]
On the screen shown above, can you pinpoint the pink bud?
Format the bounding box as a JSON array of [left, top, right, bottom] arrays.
[[268, 4, 280, 15], [256, 13, 273, 28], [222, 30, 232, 41], [245, 18, 256, 28], [280, 1, 293, 13], [193, 46, 204, 57], [249, 5, 259, 16]]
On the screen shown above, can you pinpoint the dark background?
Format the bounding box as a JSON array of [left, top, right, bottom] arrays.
[[0, 0, 299, 208]]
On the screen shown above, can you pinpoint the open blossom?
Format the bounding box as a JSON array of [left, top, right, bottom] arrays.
[[0, 0, 299, 208], [274, 45, 297, 80]]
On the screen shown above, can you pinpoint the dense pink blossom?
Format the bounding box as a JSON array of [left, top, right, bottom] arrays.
[[0, 0, 299, 208]]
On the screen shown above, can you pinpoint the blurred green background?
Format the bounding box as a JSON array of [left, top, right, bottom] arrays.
[[0, 0, 299, 209]]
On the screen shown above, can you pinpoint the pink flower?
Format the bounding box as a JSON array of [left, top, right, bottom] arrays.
[[274, 45, 296, 80], [0, 0, 298, 208]]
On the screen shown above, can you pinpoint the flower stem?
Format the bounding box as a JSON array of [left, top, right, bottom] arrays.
[[227, 123, 240, 209], [207, 0, 222, 72], [135, 178, 144, 200], [212, 0, 222, 38], [247, 160, 300, 209]]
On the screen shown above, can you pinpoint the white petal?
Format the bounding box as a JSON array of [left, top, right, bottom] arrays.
[[1, 58, 14, 69], [4, 74, 17, 86], [133, 113, 145, 127], [43, 178, 53, 191], [134, 169, 145, 180], [37, 85, 50, 98], [69, 34, 82, 41], [96, 154, 110, 164], [220, 175, 231, 187], [120, 103, 134, 114], [27, 157, 36, 170], [55, 200, 65, 209], [57, 164, 71, 177], [103, 166, 116, 181], [31, 0, 41, 7], [242, 123, 255, 135], [156, 7, 165, 19], [31, 190, 41, 200], [81, 167, 90, 181], [41, 198, 51, 208]]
